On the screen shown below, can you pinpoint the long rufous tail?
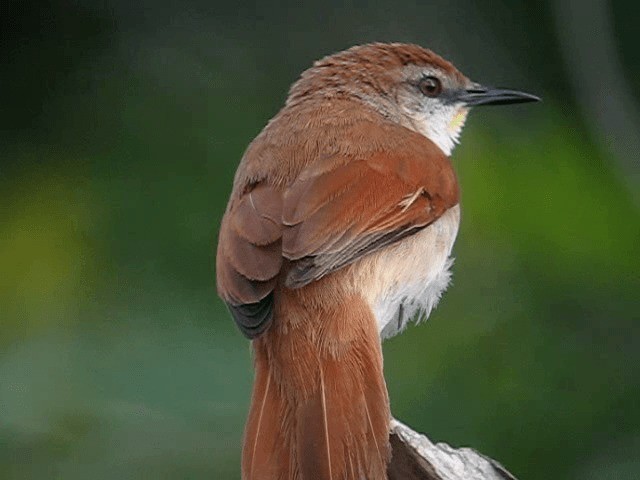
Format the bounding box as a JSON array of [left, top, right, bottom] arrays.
[[242, 295, 390, 480]]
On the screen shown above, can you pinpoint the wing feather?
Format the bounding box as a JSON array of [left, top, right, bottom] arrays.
[[216, 123, 459, 337], [282, 144, 457, 287]]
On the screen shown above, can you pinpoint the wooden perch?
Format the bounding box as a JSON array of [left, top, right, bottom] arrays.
[[387, 419, 518, 480]]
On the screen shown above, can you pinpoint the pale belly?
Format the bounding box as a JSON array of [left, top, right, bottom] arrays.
[[359, 205, 460, 339]]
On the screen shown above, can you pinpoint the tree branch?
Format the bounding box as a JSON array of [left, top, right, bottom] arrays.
[[387, 419, 518, 480]]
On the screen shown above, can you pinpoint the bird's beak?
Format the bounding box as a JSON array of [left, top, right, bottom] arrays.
[[458, 84, 541, 106]]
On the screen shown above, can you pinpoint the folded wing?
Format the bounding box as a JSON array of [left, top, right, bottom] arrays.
[[216, 127, 458, 338]]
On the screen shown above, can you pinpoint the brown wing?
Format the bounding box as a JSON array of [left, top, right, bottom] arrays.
[[216, 129, 458, 338], [282, 141, 459, 287], [216, 184, 283, 338]]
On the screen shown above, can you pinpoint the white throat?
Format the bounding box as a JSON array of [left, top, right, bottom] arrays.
[[410, 106, 469, 156]]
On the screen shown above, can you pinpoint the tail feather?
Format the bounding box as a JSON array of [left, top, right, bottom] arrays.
[[296, 363, 334, 480], [246, 368, 273, 479], [242, 295, 390, 480], [242, 345, 292, 480], [296, 338, 389, 480]]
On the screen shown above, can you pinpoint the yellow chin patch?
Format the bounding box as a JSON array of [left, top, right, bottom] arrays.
[[448, 107, 469, 134]]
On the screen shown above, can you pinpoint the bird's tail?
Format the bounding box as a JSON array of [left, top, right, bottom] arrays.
[[241, 296, 390, 480]]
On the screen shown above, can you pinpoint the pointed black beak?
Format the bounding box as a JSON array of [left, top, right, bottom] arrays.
[[458, 84, 541, 106]]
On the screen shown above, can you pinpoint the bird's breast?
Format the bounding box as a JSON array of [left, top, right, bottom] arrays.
[[357, 205, 460, 339]]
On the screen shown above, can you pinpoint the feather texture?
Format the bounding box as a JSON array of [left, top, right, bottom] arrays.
[[243, 292, 390, 480], [216, 116, 458, 336]]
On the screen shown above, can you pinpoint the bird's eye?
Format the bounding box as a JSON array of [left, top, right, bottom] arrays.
[[418, 76, 442, 97]]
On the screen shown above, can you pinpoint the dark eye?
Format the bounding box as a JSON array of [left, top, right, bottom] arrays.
[[418, 76, 442, 97]]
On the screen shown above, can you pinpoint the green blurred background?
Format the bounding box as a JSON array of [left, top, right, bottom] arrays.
[[2, 0, 639, 478]]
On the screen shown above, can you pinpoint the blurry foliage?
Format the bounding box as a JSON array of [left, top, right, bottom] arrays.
[[1, 1, 638, 479]]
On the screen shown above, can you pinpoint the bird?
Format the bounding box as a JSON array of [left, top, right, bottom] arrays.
[[216, 42, 539, 480]]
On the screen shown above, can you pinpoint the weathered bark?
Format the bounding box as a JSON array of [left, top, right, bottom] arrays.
[[387, 420, 518, 480]]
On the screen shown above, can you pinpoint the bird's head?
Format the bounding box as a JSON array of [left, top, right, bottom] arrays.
[[288, 43, 540, 156]]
